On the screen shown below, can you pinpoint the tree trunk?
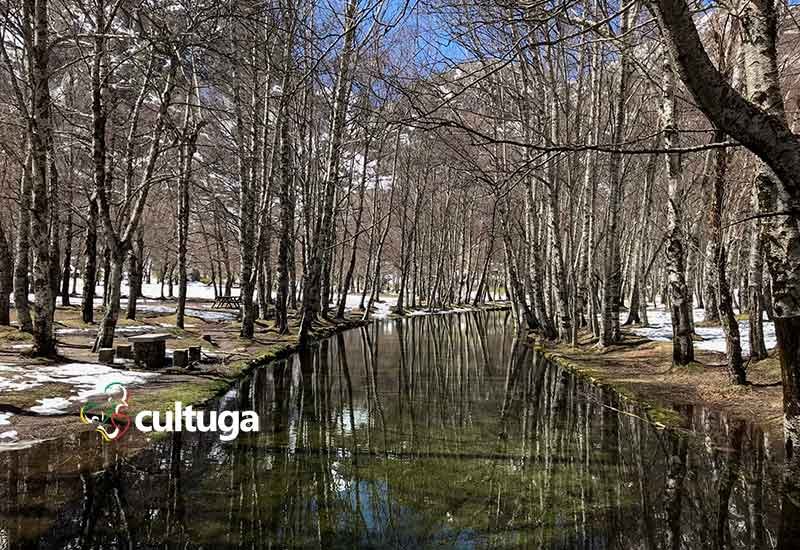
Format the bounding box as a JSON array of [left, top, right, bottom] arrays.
[[78, 218, 97, 313], [0, 223, 12, 325], [60, 207, 73, 306], [126, 247, 140, 320], [363, 133, 398, 320], [275, 114, 294, 334], [525, 183, 556, 339], [703, 236, 721, 324], [546, 97, 571, 339], [600, 5, 634, 347], [336, 134, 371, 318], [661, 54, 694, 365], [176, 104, 198, 329], [748, 187, 769, 361], [625, 151, 657, 326], [27, 0, 57, 356], [13, 151, 33, 332], [93, 247, 124, 351], [299, 0, 359, 344], [709, 129, 746, 383], [126, 230, 144, 320]]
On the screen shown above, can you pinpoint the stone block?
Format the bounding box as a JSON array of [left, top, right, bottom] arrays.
[[98, 348, 115, 364], [173, 349, 188, 368], [133, 340, 166, 369]]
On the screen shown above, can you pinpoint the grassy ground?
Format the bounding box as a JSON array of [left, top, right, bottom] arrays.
[[529, 329, 783, 437]]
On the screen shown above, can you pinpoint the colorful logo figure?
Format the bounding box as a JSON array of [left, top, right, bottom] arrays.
[[80, 382, 131, 442]]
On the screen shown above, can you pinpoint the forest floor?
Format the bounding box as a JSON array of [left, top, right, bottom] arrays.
[[0, 292, 510, 448], [531, 315, 783, 440]]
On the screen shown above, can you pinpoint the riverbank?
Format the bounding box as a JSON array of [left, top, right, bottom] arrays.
[[529, 325, 784, 438], [0, 296, 511, 447]]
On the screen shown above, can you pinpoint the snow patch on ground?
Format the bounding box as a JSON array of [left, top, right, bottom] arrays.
[[74, 280, 235, 300], [0, 439, 44, 450], [136, 304, 175, 314], [0, 430, 18, 440], [407, 306, 476, 317], [30, 397, 72, 415], [0, 363, 159, 414], [342, 294, 397, 319], [629, 308, 776, 356], [56, 325, 167, 336], [0, 412, 12, 425], [9, 344, 33, 350], [185, 308, 237, 321]]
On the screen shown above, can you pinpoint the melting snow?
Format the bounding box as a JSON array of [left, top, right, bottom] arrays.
[[0, 412, 12, 425], [30, 397, 72, 415], [0, 363, 159, 414], [185, 308, 237, 321], [629, 308, 777, 356], [342, 294, 397, 319], [75, 280, 236, 300]]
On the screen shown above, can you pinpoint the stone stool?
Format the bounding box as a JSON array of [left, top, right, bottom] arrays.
[[116, 344, 132, 359], [98, 348, 115, 365], [173, 349, 188, 368]]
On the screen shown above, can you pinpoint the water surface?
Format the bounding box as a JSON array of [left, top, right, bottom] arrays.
[[0, 312, 792, 548]]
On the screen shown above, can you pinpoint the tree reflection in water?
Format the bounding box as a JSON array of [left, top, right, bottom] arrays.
[[0, 311, 794, 548]]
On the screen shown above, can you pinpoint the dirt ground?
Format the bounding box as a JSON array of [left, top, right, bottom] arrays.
[[532, 329, 784, 439]]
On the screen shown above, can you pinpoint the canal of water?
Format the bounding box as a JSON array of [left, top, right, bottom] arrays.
[[0, 311, 792, 548]]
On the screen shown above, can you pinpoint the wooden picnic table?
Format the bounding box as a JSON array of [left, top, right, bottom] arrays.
[[212, 295, 241, 309]]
